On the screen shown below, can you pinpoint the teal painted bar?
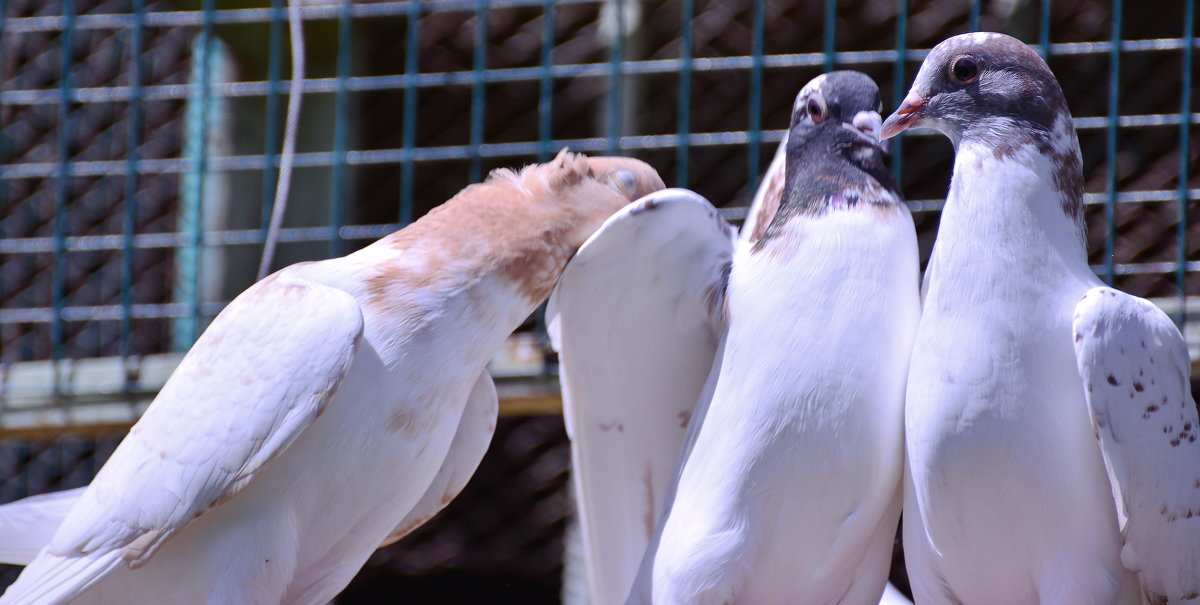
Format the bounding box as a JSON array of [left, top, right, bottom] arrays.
[[174, 0, 216, 350], [52, 0, 75, 364], [824, 0, 836, 72], [1039, 0, 1053, 59], [1103, 0, 1123, 285], [400, 0, 420, 226], [747, 0, 764, 194], [1177, 0, 1195, 326], [469, 0, 487, 183], [607, 0, 625, 154], [677, 0, 694, 187], [969, 0, 981, 31], [120, 0, 146, 359], [537, 0, 554, 161], [330, 0, 352, 257], [891, 0, 908, 183]]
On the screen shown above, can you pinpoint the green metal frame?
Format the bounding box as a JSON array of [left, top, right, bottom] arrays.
[[0, 0, 1196, 358]]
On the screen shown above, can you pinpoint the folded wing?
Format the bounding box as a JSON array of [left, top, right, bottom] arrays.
[[1, 272, 364, 605], [379, 370, 498, 547], [1073, 287, 1200, 603], [548, 188, 735, 605]]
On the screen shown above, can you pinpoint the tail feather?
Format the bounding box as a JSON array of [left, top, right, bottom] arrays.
[[0, 548, 123, 605], [0, 488, 84, 566]]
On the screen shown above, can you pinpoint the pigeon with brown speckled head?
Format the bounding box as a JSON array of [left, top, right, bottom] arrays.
[[884, 32, 1200, 605]]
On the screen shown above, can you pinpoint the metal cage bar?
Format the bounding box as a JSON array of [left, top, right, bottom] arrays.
[[0, 0, 1196, 357]]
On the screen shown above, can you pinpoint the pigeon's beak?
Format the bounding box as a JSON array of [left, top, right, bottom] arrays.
[[842, 110, 888, 153], [881, 91, 927, 140]]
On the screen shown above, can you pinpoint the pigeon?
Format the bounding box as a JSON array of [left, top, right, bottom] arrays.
[[882, 32, 1200, 605], [550, 71, 920, 605], [0, 151, 664, 605]]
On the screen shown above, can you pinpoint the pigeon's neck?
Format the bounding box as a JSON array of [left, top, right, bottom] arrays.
[[349, 180, 618, 359], [929, 135, 1095, 295]]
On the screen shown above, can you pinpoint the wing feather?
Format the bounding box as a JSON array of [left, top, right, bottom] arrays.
[[378, 370, 498, 547], [548, 188, 734, 605], [1, 271, 364, 604], [1073, 286, 1200, 603], [740, 134, 786, 244]]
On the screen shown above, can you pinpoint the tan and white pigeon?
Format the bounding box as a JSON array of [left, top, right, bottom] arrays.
[[0, 151, 664, 605], [883, 32, 1200, 605]]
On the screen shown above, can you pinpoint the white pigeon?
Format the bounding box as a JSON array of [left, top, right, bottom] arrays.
[[0, 151, 664, 605], [551, 71, 920, 605], [882, 32, 1200, 605]]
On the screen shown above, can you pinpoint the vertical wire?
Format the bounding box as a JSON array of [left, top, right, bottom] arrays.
[[0, 0, 8, 368], [52, 0, 75, 367], [891, 0, 908, 183], [535, 0, 556, 364], [469, 0, 487, 183], [537, 0, 555, 161], [823, 0, 836, 72], [607, 0, 626, 154], [400, 0, 420, 226], [187, 0, 214, 346], [1038, 0, 1053, 60], [677, 0, 694, 187], [1177, 0, 1194, 326], [330, 0, 351, 257], [747, 0, 764, 193], [1103, 0, 1122, 285], [121, 0, 146, 362], [261, 0, 284, 249], [969, 0, 981, 32]]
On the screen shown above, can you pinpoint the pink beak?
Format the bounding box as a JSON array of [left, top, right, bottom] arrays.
[[881, 91, 927, 140]]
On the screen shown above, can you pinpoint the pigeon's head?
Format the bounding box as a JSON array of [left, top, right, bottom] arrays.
[[777, 71, 901, 216], [786, 71, 886, 156], [506, 150, 664, 251], [881, 32, 1071, 148], [584, 155, 666, 203]]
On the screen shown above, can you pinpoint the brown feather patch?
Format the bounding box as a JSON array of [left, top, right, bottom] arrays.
[[363, 152, 663, 314]]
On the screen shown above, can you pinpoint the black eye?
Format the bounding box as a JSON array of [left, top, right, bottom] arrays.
[[950, 56, 979, 84], [806, 97, 826, 122]]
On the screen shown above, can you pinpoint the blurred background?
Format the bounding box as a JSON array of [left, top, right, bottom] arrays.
[[0, 0, 1196, 602]]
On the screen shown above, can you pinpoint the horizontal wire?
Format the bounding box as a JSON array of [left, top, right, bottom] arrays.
[[2, 39, 1197, 106], [0, 114, 1196, 180], [8, 257, 1197, 325], [1, 189, 1196, 255]]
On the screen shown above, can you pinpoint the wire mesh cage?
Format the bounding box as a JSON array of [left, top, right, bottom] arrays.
[[0, 0, 1196, 601]]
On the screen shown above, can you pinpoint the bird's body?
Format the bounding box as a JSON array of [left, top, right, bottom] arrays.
[[650, 200, 918, 605], [1, 152, 663, 605], [903, 136, 1135, 605], [886, 32, 1200, 605], [554, 72, 920, 605]]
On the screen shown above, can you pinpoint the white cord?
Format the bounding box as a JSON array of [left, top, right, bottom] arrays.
[[257, 0, 305, 279]]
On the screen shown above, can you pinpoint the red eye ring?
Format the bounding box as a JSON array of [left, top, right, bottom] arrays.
[[807, 97, 826, 123]]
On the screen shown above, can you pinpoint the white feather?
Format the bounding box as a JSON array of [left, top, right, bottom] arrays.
[[1074, 287, 1200, 604], [549, 188, 735, 605], [0, 488, 86, 566]]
